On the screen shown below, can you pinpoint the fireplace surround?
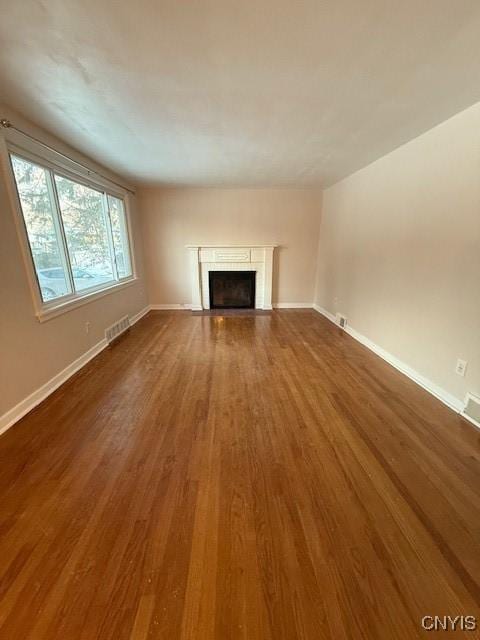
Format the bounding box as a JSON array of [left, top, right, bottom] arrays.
[[186, 245, 276, 310]]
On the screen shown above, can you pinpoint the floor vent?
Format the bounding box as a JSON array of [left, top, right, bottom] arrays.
[[336, 313, 347, 329], [105, 315, 130, 344], [462, 393, 480, 430]]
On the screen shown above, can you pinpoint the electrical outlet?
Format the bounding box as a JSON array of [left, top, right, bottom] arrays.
[[455, 359, 467, 377], [85, 321, 91, 334]]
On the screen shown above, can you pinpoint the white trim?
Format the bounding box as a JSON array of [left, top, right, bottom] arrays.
[[273, 302, 313, 309], [461, 412, 480, 431], [461, 393, 480, 430], [0, 339, 107, 437], [129, 305, 151, 325], [461, 414, 480, 430], [188, 247, 203, 311], [149, 302, 314, 310], [150, 304, 192, 310], [313, 304, 464, 413], [262, 247, 274, 309], [0, 305, 150, 437], [313, 304, 336, 322], [37, 278, 138, 322]]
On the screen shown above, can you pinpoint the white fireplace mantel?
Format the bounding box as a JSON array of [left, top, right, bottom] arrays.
[[186, 244, 277, 311]]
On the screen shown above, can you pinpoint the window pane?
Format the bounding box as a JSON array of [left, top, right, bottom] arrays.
[[54, 175, 115, 292], [108, 195, 132, 278], [10, 156, 71, 302]]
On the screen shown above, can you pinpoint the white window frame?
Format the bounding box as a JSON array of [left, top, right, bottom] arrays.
[[2, 136, 137, 322]]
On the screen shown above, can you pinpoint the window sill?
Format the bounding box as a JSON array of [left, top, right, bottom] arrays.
[[36, 277, 139, 323]]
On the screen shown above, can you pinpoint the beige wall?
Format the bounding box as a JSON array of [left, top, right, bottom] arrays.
[[139, 187, 322, 306], [315, 102, 480, 405], [0, 105, 148, 420]]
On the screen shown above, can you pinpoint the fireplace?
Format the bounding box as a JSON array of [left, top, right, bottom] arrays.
[[186, 245, 275, 310], [209, 271, 256, 309]]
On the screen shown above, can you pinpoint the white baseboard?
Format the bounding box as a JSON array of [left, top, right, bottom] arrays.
[[129, 305, 151, 325], [313, 304, 336, 322], [0, 304, 152, 437], [150, 303, 314, 311], [273, 302, 313, 309], [150, 304, 192, 310], [151, 303, 315, 311], [313, 304, 463, 413], [0, 338, 108, 437]]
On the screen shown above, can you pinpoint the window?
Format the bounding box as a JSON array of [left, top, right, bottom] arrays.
[[107, 195, 132, 279], [10, 153, 134, 311], [54, 175, 115, 292], [10, 156, 72, 301]]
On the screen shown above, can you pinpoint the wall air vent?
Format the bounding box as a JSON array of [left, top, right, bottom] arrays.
[[105, 315, 130, 345], [336, 313, 347, 329], [462, 393, 480, 430]]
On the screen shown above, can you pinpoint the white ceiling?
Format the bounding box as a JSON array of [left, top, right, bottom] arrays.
[[1, 0, 480, 187]]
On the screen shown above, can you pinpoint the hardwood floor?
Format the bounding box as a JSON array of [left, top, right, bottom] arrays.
[[0, 309, 479, 639]]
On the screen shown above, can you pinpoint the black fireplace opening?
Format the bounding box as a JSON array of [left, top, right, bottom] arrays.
[[209, 271, 256, 309]]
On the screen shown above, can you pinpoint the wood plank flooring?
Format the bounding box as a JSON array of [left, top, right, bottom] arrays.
[[0, 309, 479, 639]]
